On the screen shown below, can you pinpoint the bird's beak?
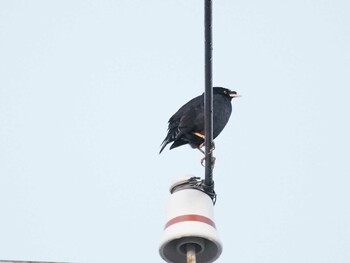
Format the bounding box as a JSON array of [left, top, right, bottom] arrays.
[[230, 93, 241, 98]]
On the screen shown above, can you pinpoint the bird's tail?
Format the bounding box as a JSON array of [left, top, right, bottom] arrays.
[[159, 126, 178, 154], [159, 138, 169, 154]]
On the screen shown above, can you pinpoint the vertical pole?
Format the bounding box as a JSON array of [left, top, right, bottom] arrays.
[[204, 0, 214, 193], [186, 243, 197, 263]]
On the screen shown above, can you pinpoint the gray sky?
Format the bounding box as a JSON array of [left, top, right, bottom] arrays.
[[0, 0, 349, 262]]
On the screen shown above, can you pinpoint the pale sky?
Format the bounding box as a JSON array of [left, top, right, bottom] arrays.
[[0, 1, 349, 262]]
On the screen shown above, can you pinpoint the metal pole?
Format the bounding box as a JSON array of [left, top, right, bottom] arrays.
[[186, 243, 197, 263], [204, 0, 214, 193]]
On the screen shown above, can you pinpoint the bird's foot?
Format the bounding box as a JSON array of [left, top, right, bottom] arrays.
[[198, 141, 216, 155], [193, 132, 216, 155], [210, 141, 216, 154], [197, 146, 205, 155], [201, 156, 216, 168]]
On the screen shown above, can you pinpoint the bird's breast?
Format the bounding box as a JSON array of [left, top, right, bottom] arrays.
[[213, 97, 232, 138]]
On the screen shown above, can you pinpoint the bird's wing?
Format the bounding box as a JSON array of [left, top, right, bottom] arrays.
[[175, 104, 204, 139], [159, 94, 204, 153]]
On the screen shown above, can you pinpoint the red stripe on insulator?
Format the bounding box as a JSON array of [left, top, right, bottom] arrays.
[[164, 214, 216, 229]]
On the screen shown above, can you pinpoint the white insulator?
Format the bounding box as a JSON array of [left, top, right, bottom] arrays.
[[159, 176, 222, 263]]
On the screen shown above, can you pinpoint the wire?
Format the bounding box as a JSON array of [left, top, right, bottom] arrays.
[[203, 0, 215, 194]]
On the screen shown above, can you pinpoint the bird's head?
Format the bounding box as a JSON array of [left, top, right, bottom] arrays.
[[214, 87, 241, 100]]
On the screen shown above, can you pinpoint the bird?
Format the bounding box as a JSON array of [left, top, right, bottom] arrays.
[[159, 87, 240, 154]]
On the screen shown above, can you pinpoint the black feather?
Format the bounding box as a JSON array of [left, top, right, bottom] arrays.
[[159, 87, 238, 154]]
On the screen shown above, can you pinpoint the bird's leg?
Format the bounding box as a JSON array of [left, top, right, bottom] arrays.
[[201, 156, 216, 168], [197, 146, 205, 154], [198, 141, 216, 155], [193, 132, 215, 158], [199, 141, 216, 154], [193, 132, 216, 155], [199, 140, 216, 168], [209, 141, 216, 154], [193, 132, 206, 155]]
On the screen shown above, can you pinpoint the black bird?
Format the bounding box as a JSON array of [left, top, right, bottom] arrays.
[[159, 87, 240, 154]]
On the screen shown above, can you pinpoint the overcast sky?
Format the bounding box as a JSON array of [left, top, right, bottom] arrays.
[[0, 0, 349, 262]]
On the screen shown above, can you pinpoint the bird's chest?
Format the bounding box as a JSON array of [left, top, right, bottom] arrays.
[[213, 100, 232, 137]]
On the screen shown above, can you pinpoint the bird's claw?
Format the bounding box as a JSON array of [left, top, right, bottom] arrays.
[[197, 145, 205, 155], [198, 141, 216, 155], [201, 156, 216, 167], [209, 142, 216, 154]]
